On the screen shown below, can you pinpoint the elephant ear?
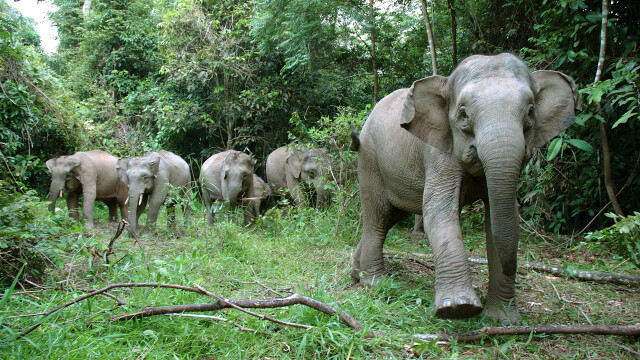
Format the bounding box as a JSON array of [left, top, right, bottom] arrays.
[[45, 158, 57, 173], [286, 149, 303, 179], [149, 154, 161, 176], [116, 158, 129, 185], [223, 152, 234, 179], [532, 70, 581, 148], [66, 157, 83, 182], [399, 75, 451, 152]]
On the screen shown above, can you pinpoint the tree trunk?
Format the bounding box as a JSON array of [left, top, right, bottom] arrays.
[[420, 0, 438, 75], [369, 0, 378, 103], [446, 0, 457, 66], [594, 0, 624, 216]]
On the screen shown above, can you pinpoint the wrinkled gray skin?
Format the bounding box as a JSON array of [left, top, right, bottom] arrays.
[[266, 146, 331, 209], [200, 150, 270, 226], [117, 150, 191, 234], [46, 150, 128, 228], [350, 54, 580, 323]]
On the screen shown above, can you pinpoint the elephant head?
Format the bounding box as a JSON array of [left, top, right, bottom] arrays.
[[117, 154, 160, 231], [221, 149, 254, 210], [286, 147, 331, 208], [46, 155, 82, 214], [400, 53, 579, 277]]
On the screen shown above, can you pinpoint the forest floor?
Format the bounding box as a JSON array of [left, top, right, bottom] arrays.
[[2, 203, 639, 359]]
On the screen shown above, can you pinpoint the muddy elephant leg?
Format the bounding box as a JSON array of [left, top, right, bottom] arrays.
[[181, 187, 191, 228], [351, 164, 407, 284], [145, 189, 167, 232], [423, 170, 482, 319], [118, 199, 128, 222], [137, 195, 148, 223], [166, 201, 176, 230], [482, 202, 520, 324], [202, 189, 215, 226], [67, 192, 80, 221], [105, 199, 118, 222], [82, 185, 97, 228], [412, 214, 424, 235]]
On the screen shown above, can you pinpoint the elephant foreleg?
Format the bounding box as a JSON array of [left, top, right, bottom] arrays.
[[145, 189, 167, 232], [67, 192, 80, 221], [482, 201, 520, 324], [82, 185, 97, 228], [423, 169, 482, 319]]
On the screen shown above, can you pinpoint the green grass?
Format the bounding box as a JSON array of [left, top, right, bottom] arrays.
[[1, 201, 639, 359]]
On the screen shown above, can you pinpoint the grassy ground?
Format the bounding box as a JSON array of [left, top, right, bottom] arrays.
[[1, 201, 639, 359]]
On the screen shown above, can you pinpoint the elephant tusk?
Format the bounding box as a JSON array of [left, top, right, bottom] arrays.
[[59, 190, 63, 198], [124, 197, 129, 206], [138, 194, 143, 206]]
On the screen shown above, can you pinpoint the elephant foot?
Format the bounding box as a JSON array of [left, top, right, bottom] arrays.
[[482, 301, 521, 325], [434, 289, 483, 319], [352, 266, 389, 286]]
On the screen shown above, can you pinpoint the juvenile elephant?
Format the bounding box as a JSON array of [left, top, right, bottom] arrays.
[[266, 145, 331, 209], [46, 150, 128, 228], [200, 150, 270, 226], [350, 53, 580, 323], [117, 150, 191, 234]]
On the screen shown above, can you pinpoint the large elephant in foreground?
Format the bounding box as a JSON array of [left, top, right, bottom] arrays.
[[117, 150, 191, 234], [266, 145, 331, 209], [200, 150, 271, 226], [350, 53, 579, 323], [46, 150, 128, 228]]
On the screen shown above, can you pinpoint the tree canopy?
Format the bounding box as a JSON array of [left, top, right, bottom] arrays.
[[1, 0, 639, 233]]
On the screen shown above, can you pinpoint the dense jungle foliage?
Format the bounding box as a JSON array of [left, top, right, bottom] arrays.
[[1, 0, 639, 286], [1, 1, 640, 358]]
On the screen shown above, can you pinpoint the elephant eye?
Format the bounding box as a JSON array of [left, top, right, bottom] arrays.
[[524, 104, 535, 130], [458, 107, 473, 132]]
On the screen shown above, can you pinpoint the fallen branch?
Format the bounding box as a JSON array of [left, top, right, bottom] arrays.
[[111, 291, 363, 331], [384, 250, 640, 286], [89, 220, 127, 263], [413, 323, 640, 343], [12, 282, 362, 340]]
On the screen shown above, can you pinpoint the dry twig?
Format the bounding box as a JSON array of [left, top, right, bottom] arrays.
[[413, 324, 640, 343]]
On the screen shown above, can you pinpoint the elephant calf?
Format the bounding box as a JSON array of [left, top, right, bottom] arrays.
[[117, 150, 191, 234], [46, 150, 128, 228], [266, 145, 332, 209], [200, 149, 271, 226], [350, 53, 580, 323]]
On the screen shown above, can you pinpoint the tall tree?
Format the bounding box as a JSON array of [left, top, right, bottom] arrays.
[[419, 0, 437, 74]]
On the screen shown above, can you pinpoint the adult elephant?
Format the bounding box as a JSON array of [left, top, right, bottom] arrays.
[[117, 150, 191, 234], [266, 145, 331, 209], [350, 53, 580, 323], [46, 150, 128, 228], [200, 150, 271, 226]]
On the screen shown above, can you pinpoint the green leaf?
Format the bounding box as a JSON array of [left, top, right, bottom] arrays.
[[546, 138, 563, 160], [565, 139, 594, 153], [612, 109, 637, 128]]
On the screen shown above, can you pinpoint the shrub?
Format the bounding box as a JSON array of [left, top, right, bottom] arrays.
[[0, 181, 81, 285]]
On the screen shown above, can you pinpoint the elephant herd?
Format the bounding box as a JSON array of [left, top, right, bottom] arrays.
[[46, 54, 581, 324], [47, 145, 332, 234]]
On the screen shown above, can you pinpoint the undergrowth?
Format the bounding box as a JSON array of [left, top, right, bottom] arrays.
[[0, 199, 638, 359]]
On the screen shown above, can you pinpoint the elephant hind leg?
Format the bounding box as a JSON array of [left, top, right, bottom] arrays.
[[105, 199, 118, 222], [352, 187, 408, 285]]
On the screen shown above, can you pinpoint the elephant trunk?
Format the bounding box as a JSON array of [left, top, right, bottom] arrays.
[[225, 183, 245, 211], [478, 124, 525, 277], [128, 193, 140, 232], [48, 180, 64, 213]]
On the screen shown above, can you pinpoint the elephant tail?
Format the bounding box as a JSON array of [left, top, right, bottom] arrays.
[[349, 130, 360, 151]]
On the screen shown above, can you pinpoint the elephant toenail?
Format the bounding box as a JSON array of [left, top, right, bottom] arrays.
[[441, 298, 454, 308], [456, 297, 471, 306]]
